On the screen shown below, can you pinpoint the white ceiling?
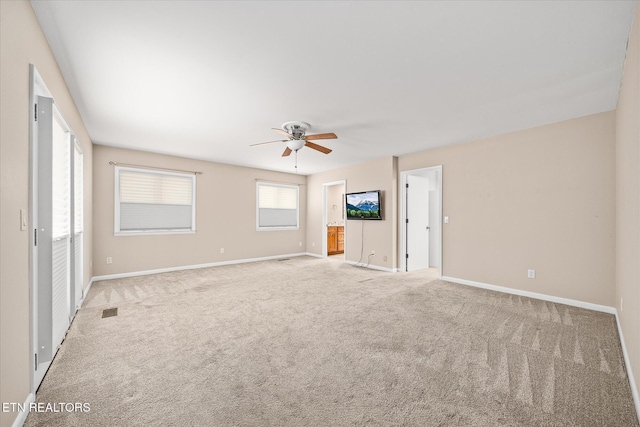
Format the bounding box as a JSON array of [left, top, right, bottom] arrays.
[[31, 1, 636, 175]]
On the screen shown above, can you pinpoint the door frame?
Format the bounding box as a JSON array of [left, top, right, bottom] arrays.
[[400, 166, 443, 275], [322, 180, 346, 259]]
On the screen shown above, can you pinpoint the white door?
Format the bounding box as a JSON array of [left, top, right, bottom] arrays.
[[35, 96, 72, 383], [406, 175, 430, 271]]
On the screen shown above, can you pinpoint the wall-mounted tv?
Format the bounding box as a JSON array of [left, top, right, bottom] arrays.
[[345, 190, 382, 220]]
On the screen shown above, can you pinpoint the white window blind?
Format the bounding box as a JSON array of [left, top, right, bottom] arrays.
[[52, 113, 70, 240], [74, 144, 83, 233], [257, 182, 299, 229], [116, 167, 196, 234]]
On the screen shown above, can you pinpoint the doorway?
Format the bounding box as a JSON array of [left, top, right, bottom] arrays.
[[400, 166, 442, 275], [30, 65, 84, 391], [322, 180, 346, 259]]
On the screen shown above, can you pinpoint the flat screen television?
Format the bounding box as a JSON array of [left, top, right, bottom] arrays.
[[345, 190, 382, 220]]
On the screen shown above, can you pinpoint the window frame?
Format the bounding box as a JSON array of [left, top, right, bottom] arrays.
[[256, 181, 300, 231], [114, 166, 197, 236]]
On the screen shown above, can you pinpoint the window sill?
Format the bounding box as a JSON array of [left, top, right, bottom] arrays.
[[114, 230, 196, 237], [256, 226, 299, 232]]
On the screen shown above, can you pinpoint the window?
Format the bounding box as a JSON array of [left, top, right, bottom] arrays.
[[256, 182, 299, 230], [115, 166, 196, 235]]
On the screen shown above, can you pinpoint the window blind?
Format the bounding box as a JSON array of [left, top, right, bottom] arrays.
[[257, 183, 298, 228], [117, 168, 195, 233], [52, 114, 70, 239], [74, 144, 83, 234]]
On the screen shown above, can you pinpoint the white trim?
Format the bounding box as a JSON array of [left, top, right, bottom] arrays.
[[10, 392, 35, 427], [615, 312, 640, 422], [322, 180, 347, 259], [442, 276, 616, 314], [115, 230, 196, 237], [344, 260, 397, 273], [76, 277, 95, 310], [91, 253, 312, 282], [400, 166, 443, 276], [305, 252, 324, 258]]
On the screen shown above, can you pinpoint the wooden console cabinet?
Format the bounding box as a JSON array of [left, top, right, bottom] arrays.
[[328, 226, 344, 255]]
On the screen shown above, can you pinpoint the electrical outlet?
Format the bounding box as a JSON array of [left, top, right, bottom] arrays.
[[527, 269, 535, 279], [370, 250, 375, 256], [312, 242, 315, 247], [444, 216, 449, 224], [299, 241, 302, 247], [106, 257, 112, 265], [383, 255, 387, 262], [621, 298, 624, 312], [220, 248, 224, 254]]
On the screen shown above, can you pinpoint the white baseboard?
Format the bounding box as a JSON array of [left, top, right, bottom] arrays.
[[615, 311, 640, 423], [304, 252, 324, 258], [11, 392, 35, 427], [441, 276, 616, 314], [306, 252, 396, 271], [91, 252, 312, 282], [344, 260, 396, 273], [75, 278, 95, 310]]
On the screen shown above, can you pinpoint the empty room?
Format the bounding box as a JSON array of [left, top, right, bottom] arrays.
[[1, 1, 639, 426]]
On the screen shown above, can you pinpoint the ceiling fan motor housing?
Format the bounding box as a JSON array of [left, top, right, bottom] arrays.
[[282, 121, 310, 140]]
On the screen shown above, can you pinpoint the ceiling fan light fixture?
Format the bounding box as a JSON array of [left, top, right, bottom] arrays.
[[287, 139, 305, 151]]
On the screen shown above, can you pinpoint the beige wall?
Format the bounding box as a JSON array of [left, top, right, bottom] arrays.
[[399, 111, 616, 307], [0, 2, 94, 426], [616, 0, 640, 401], [306, 157, 398, 270], [93, 145, 306, 276]]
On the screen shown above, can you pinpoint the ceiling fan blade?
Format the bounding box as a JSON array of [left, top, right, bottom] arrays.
[[272, 128, 292, 138], [250, 139, 288, 147], [304, 132, 337, 140], [305, 141, 332, 154], [282, 147, 292, 157]]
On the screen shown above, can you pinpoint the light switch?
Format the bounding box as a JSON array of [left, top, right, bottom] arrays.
[[20, 209, 27, 231], [444, 216, 449, 224]]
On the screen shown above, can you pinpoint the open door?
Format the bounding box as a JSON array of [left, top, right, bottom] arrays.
[[36, 95, 72, 366], [32, 90, 82, 390]]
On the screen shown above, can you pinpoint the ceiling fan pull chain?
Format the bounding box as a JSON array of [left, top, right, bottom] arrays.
[[295, 150, 298, 173]]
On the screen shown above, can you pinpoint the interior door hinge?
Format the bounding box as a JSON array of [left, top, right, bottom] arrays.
[[35, 353, 38, 369], [406, 253, 409, 258], [34, 104, 38, 121], [34, 229, 37, 246], [406, 218, 409, 223], [405, 183, 409, 188]]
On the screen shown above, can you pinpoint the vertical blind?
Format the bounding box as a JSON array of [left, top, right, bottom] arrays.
[[117, 168, 195, 232], [257, 183, 298, 228]]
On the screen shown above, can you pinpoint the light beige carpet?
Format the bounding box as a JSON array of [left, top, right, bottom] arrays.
[[25, 257, 638, 426]]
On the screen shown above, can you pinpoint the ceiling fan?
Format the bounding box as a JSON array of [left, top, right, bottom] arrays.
[[251, 121, 337, 157]]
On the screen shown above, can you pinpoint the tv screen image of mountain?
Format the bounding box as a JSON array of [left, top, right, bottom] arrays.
[[345, 190, 382, 220]]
